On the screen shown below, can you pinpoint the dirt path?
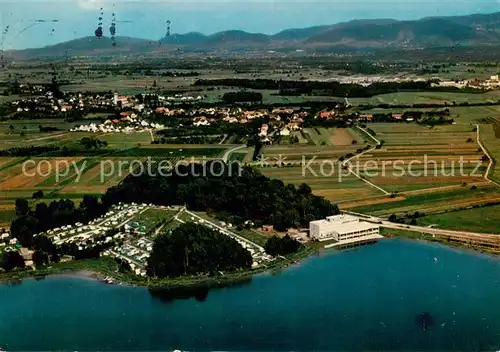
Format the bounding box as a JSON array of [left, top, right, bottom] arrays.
[[476, 124, 500, 188], [343, 127, 390, 195]]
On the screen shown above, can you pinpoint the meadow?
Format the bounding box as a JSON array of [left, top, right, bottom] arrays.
[[348, 185, 500, 217], [349, 91, 500, 106], [416, 204, 500, 234]]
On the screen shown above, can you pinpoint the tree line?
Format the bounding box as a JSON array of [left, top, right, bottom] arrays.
[[103, 162, 339, 232], [194, 78, 481, 98], [10, 196, 107, 248]]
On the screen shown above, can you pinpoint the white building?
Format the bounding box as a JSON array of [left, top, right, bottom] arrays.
[[309, 214, 380, 243]]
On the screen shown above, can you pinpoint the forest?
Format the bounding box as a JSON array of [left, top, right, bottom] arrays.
[[147, 223, 252, 278], [103, 162, 339, 231]]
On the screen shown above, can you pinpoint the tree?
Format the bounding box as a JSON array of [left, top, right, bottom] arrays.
[[33, 235, 56, 254], [15, 199, 29, 216], [264, 235, 303, 256], [147, 223, 252, 278], [32, 190, 44, 199], [10, 216, 39, 247], [388, 214, 398, 223], [297, 183, 312, 196], [1, 251, 25, 271], [103, 162, 339, 232], [32, 250, 49, 267]]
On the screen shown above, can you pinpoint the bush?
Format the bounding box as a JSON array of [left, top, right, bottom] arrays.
[[264, 235, 302, 256]]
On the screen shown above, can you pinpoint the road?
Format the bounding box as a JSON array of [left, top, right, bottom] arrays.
[[476, 124, 500, 188], [342, 126, 391, 195], [222, 144, 247, 163], [342, 210, 500, 245], [219, 134, 228, 145], [182, 208, 265, 251]]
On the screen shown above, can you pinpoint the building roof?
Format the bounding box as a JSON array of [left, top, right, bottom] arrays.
[[310, 215, 378, 235]]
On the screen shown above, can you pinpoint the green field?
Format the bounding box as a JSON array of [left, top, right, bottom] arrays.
[[352, 123, 487, 193], [100, 132, 153, 149], [416, 205, 500, 234], [126, 208, 177, 232], [350, 186, 500, 217], [260, 165, 384, 202], [114, 146, 225, 158], [479, 124, 500, 183], [349, 91, 500, 106]]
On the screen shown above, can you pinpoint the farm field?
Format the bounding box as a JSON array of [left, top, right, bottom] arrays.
[[348, 91, 500, 106], [353, 123, 488, 192], [479, 123, 500, 183], [416, 205, 500, 234], [99, 131, 153, 149], [259, 165, 385, 202], [112, 145, 227, 158], [358, 105, 500, 125], [301, 127, 363, 146], [348, 185, 500, 218], [260, 144, 361, 163]]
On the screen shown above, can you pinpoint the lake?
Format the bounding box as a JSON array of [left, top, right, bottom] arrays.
[[1, 238, 499, 351]]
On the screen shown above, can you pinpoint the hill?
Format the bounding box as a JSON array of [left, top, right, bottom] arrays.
[[7, 11, 500, 58]]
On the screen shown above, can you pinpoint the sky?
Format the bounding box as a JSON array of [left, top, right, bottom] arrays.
[[1, 0, 500, 49]]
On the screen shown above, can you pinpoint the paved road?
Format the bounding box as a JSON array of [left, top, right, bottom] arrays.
[[342, 210, 500, 241], [222, 144, 247, 163]]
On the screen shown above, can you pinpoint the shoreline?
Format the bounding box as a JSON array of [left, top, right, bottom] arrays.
[[1, 235, 496, 289], [0, 247, 314, 290]]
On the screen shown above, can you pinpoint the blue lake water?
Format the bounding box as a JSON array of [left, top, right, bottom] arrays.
[[0, 238, 499, 351]]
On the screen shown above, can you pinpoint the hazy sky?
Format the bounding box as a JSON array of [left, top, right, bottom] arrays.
[[1, 0, 500, 49]]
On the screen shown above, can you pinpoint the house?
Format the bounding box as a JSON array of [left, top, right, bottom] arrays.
[[280, 127, 291, 136], [60, 105, 73, 112], [155, 107, 169, 114], [193, 117, 210, 126], [319, 111, 331, 119], [262, 225, 274, 232], [392, 113, 403, 120], [359, 113, 373, 120], [286, 121, 301, 130]]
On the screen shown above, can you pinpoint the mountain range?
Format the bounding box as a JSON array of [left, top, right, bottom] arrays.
[[8, 11, 500, 58]]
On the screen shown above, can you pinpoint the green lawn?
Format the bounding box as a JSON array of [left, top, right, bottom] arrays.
[[351, 186, 499, 215], [127, 208, 177, 231], [113, 147, 225, 158]]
